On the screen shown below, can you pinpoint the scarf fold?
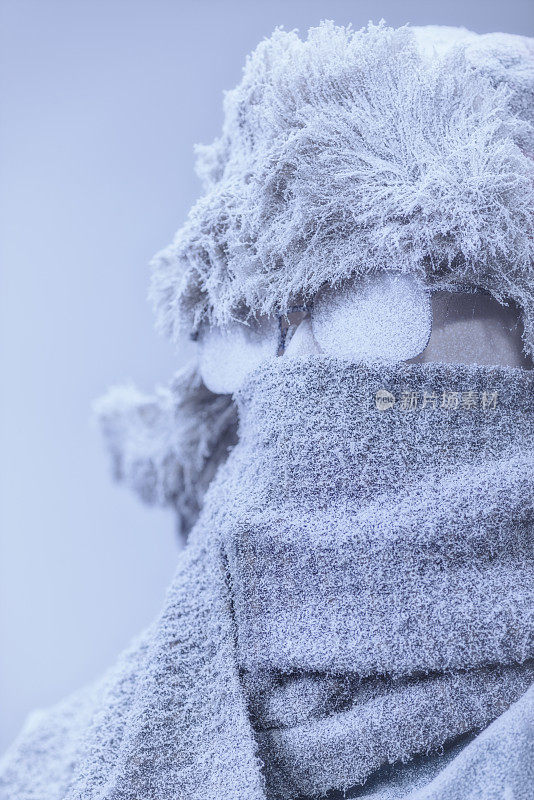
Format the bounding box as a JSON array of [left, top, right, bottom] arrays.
[[1, 358, 532, 800]]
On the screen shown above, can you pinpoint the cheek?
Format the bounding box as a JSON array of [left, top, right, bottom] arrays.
[[311, 274, 432, 361]]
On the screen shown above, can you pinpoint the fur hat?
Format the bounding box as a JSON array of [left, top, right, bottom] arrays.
[[95, 364, 238, 538], [150, 21, 534, 355]]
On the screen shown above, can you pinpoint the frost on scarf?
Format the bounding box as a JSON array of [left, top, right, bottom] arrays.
[[95, 364, 238, 538], [2, 359, 533, 800], [150, 22, 534, 356]]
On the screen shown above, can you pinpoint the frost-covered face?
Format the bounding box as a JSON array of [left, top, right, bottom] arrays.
[[197, 276, 531, 395]]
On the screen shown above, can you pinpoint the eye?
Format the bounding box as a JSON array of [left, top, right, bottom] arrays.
[[310, 274, 432, 361], [198, 316, 279, 394]]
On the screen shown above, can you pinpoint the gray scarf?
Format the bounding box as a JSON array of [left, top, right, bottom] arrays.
[[1, 359, 533, 800]]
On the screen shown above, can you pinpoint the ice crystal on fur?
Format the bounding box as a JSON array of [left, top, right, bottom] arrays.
[[95, 364, 238, 537], [150, 22, 534, 354]]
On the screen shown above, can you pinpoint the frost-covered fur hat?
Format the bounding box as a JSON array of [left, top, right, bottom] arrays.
[[96, 365, 237, 538], [151, 21, 534, 355]]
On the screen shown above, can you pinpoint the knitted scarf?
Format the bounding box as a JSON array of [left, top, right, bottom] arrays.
[[1, 358, 533, 800]]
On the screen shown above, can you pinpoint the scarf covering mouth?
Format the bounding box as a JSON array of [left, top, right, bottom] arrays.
[[228, 358, 534, 797], [1, 359, 533, 800]]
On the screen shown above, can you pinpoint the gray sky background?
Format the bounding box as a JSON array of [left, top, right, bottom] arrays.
[[1, 0, 533, 750]]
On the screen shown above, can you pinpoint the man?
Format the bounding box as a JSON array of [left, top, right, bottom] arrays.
[[1, 21, 533, 800]]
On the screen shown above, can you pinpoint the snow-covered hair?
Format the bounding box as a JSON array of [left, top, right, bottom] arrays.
[[150, 21, 534, 355]]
